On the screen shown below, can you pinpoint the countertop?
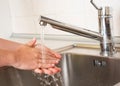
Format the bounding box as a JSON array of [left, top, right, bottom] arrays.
[[8, 36, 120, 59], [9, 37, 76, 49]]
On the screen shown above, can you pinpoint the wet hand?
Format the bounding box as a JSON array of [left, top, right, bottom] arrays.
[[10, 38, 61, 75], [34, 66, 61, 75], [34, 43, 62, 75]]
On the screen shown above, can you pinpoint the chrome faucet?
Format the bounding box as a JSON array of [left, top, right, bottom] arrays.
[[39, 0, 116, 56]]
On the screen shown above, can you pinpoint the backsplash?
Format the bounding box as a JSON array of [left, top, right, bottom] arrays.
[[0, 0, 120, 38]]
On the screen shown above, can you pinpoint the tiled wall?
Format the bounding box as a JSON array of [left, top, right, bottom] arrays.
[[8, 0, 120, 36], [0, 0, 12, 38]]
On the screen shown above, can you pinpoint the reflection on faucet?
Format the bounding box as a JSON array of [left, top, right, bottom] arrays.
[[40, 16, 102, 41], [39, 0, 116, 57]]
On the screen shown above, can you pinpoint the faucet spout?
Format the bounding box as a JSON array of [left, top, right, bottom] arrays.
[[40, 16, 102, 41], [39, 5, 116, 57]]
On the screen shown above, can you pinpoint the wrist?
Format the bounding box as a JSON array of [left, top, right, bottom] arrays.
[[5, 51, 16, 67], [0, 50, 15, 67]]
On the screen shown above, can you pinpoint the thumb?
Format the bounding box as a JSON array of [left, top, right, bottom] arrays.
[[26, 38, 37, 47]]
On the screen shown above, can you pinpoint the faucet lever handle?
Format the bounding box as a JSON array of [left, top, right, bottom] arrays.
[[90, 0, 102, 10]]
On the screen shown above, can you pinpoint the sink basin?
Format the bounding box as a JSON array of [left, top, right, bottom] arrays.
[[60, 53, 120, 86], [0, 43, 120, 86], [0, 53, 120, 86], [0, 67, 42, 86]]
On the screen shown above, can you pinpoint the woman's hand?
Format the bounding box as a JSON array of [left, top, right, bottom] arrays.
[[34, 44, 61, 75], [10, 38, 61, 75], [34, 66, 61, 75]]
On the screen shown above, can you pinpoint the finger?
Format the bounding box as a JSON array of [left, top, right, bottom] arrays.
[[38, 63, 55, 68], [42, 69, 53, 75], [34, 68, 43, 74], [38, 59, 60, 64], [49, 67, 61, 73], [44, 67, 61, 75], [50, 50, 62, 59], [45, 48, 61, 59], [38, 54, 60, 60], [40, 52, 61, 59], [35, 44, 61, 59], [26, 38, 36, 47]]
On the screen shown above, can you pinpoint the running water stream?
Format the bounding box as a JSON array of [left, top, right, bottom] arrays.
[[33, 26, 63, 86]]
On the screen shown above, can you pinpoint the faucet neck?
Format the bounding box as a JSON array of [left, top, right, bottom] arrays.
[[98, 7, 116, 56]]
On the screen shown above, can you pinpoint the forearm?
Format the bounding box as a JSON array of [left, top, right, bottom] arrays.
[[0, 38, 22, 51], [0, 49, 14, 67], [0, 38, 22, 67]]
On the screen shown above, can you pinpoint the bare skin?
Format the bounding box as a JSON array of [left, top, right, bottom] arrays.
[[0, 38, 61, 75]]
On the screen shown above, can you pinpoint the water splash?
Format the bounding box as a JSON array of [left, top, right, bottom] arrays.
[[32, 26, 64, 86], [33, 72, 63, 86], [40, 26, 46, 63]]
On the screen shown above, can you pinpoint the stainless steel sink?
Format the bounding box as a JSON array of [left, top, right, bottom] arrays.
[[60, 53, 120, 86], [0, 43, 120, 86], [0, 67, 42, 86]]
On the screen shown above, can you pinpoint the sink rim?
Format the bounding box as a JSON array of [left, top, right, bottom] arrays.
[[54, 43, 120, 59]]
